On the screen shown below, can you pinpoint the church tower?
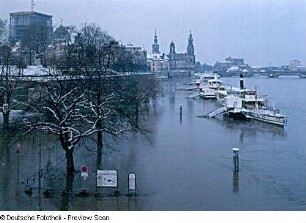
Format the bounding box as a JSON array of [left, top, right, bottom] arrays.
[[187, 31, 194, 56], [152, 29, 160, 54], [169, 41, 176, 70], [169, 41, 176, 56]]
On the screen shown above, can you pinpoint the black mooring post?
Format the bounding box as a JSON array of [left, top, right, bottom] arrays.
[[232, 148, 239, 172]]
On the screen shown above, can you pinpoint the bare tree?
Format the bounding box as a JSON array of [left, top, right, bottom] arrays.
[[24, 76, 118, 193], [119, 75, 160, 129], [45, 23, 160, 171], [61, 24, 133, 169], [0, 44, 21, 131]]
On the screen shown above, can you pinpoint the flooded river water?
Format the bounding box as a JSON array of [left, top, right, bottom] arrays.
[[0, 76, 305, 211]]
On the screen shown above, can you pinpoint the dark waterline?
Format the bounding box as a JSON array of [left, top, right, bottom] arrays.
[[0, 76, 305, 211]]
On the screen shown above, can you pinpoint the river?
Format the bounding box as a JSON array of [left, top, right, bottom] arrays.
[[0, 76, 305, 211]]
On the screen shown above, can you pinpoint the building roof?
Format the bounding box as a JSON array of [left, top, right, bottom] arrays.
[[227, 66, 241, 72], [147, 53, 168, 61], [10, 11, 52, 18]]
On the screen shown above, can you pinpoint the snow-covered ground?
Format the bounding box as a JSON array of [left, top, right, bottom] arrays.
[[0, 110, 33, 123], [8, 65, 52, 76]]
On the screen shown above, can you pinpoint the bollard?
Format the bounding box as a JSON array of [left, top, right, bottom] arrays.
[[232, 148, 239, 172], [128, 172, 137, 196], [179, 104, 183, 121]]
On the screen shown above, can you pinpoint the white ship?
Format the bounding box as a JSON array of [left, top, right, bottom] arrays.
[[209, 94, 286, 127], [199, 72, 222, 99], [247, 107, 286, 126]]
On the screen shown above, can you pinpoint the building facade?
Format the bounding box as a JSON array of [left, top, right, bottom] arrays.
[[289, 60, 301, 71], [147, 53, 169, 72], [147, 31, 196, 72], [9, 11, 52, 42], [168, 32, 196, 71], [125, 43, 148, 72], [214, 56, 251, 76], [147, 30, 169, 72]]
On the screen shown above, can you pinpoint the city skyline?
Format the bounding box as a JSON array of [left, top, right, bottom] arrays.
[[0, 0, 305, 66]]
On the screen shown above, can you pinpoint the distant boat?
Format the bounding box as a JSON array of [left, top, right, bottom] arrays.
[[199, 87, 217, 99], [268, 73, 278, 78], [203, 73, 287, 127], [199, 73, 222, 99], [216, 95, 286, 126], [194, 72, 215, 86], [300, 74, 306, 78], [247, 108, 286, 127]]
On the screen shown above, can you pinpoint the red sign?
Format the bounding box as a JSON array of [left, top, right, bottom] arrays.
[[81, 165, 88, 173]]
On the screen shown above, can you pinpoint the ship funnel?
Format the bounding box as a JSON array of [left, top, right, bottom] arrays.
[[213, 71, 218, 79], [239, 73, 244, 89]]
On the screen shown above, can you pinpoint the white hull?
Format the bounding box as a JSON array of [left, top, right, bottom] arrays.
[[247, 109, 286, 127], [250, 116, 285, 126], [200, 95, 217, 99], [199, 89, 217, 99]]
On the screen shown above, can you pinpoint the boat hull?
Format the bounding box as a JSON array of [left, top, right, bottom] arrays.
[[199, 87, 217, 99], [200, 93, 217, 99], [226, 111, 250, 120], [248, 113, 286, 127]]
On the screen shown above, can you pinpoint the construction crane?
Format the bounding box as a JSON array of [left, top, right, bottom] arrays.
[[31, 0, 36, 12]]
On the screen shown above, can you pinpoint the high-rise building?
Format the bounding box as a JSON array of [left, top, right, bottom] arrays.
[[9, 11, 52, 42], [289, 60, 301, 71]]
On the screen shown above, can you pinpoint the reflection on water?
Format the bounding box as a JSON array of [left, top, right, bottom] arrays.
[[60, 195, 70, 211], [232, 172, 239, 193], [0, 77, 305, 211]]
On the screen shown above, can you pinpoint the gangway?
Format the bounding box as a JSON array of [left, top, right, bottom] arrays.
[[187, 93, 199, 99], [207, 106, 228, 118]]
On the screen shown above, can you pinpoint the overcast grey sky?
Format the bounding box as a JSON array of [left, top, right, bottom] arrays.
[[1, 0, 305, 66]]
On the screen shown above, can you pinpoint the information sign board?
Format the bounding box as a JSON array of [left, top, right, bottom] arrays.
[[96, 170, 118, 188]]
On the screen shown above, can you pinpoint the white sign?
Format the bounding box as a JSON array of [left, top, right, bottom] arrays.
[[81, 172, 88, 179], [128, 173, 136, 190], [96, 170, 118, 188]]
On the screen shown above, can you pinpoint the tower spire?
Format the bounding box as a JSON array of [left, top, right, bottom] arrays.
[[187, 31, 194, 56], [152, 29, 160, 54]]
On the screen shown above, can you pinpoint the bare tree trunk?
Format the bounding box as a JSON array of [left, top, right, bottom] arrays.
[[135, 103, 139, 128], [65, 169, 74, 194], [29, 50, 32, 66], [96, 126, 103, 169], [66, 149, 75, 175], [60, 172, 74, 210], [3, 112, 9, 131], [60, 195, 70, 211], [96, 92, 103, 169], [59, 134, 75, 176]]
